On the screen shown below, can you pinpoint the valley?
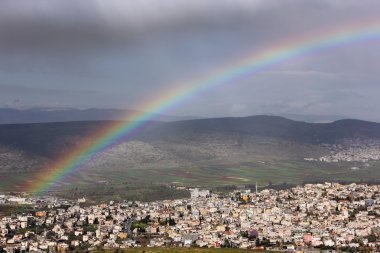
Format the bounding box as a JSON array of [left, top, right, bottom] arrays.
[[1, 116, 380, 201]]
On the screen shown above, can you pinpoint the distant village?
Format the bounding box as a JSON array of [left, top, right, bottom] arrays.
[[305, 139, 380, 163], [1, 183, 380, 252]]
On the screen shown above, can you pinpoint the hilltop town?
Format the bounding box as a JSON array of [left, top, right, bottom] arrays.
[[1, 183, 380, 252], [305, 139, 380, 163]]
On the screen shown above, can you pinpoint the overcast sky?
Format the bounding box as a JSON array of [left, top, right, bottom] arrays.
[[1, 0, 380, 121]]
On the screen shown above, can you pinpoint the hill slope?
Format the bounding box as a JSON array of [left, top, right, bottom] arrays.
[[1, 115, 380, 191], [1, 116, 379, 156]]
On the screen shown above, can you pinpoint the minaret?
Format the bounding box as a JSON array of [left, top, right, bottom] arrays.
[[255, 181, 258, 194]]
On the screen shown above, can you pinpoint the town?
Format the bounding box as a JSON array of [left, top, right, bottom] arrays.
[[305, 139, 380, 163], [1, 182, 380, 252]]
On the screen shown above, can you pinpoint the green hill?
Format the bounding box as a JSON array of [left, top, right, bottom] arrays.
[[1, 115, 380, 196]]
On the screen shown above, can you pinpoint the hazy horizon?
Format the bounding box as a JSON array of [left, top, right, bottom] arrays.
[[0, 106, 374, 124]]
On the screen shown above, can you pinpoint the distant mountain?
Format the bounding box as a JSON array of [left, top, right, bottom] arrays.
[[1, 107, 367, 125], [141, 116, 380, 144], [273, 113, 350, 123], [1, 115, 380, 190], [0, 107, 200, 124], [1, 115, 380, 159]]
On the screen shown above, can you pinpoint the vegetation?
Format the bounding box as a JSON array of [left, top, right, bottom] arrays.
[[0, 204, 36, 218], [52, 184, 190, 203], [2, 116, 380, 202]]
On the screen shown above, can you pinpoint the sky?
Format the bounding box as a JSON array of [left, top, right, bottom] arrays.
[[1, 0, 380, 121]]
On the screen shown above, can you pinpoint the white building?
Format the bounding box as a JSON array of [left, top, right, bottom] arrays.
[[190, 188, 210, 199]]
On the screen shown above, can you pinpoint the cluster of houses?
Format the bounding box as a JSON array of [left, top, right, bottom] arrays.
[[311, 139, 380, 163], [1, 182, 380, 252]]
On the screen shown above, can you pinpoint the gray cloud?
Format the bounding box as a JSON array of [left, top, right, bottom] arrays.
[[0, 0, 380, 121]]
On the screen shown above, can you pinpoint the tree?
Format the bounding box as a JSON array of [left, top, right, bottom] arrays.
[[46, 231, 56, 239], [366, 234, 377, 243], [166, 218, 176, 226], [255, 238, 260, 246], [85, 224, 97, 233], [241, 231, 248, 238], [223, 239, 231, 248]]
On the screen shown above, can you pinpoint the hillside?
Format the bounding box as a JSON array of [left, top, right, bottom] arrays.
[[1, 115, 380, 192], [1, 116, 380, 156], [142, 116, 380, 144]]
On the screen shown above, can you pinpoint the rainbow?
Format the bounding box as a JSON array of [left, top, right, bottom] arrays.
[[26, 18, 380, 194]]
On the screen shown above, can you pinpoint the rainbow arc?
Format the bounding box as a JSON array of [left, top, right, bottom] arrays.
[[26, 18, 380, 194]]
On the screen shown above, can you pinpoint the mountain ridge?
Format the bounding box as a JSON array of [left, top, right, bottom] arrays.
[[1, 115, 380, 191], [0, 115, 379, 162], [0, 107, 201, 124]]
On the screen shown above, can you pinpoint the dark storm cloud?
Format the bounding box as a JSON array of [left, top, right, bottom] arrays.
[[0, 0, 380, 121], [2, 0, 368, 53], [0, 0, 106, 52], [0, 0, 245, 52], [1, 0, 379, 75], [0, 0, 277, 76]]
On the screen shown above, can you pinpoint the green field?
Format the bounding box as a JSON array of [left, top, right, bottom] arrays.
[[84, 159, 380, 187], [2, 157, 380, 203]]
